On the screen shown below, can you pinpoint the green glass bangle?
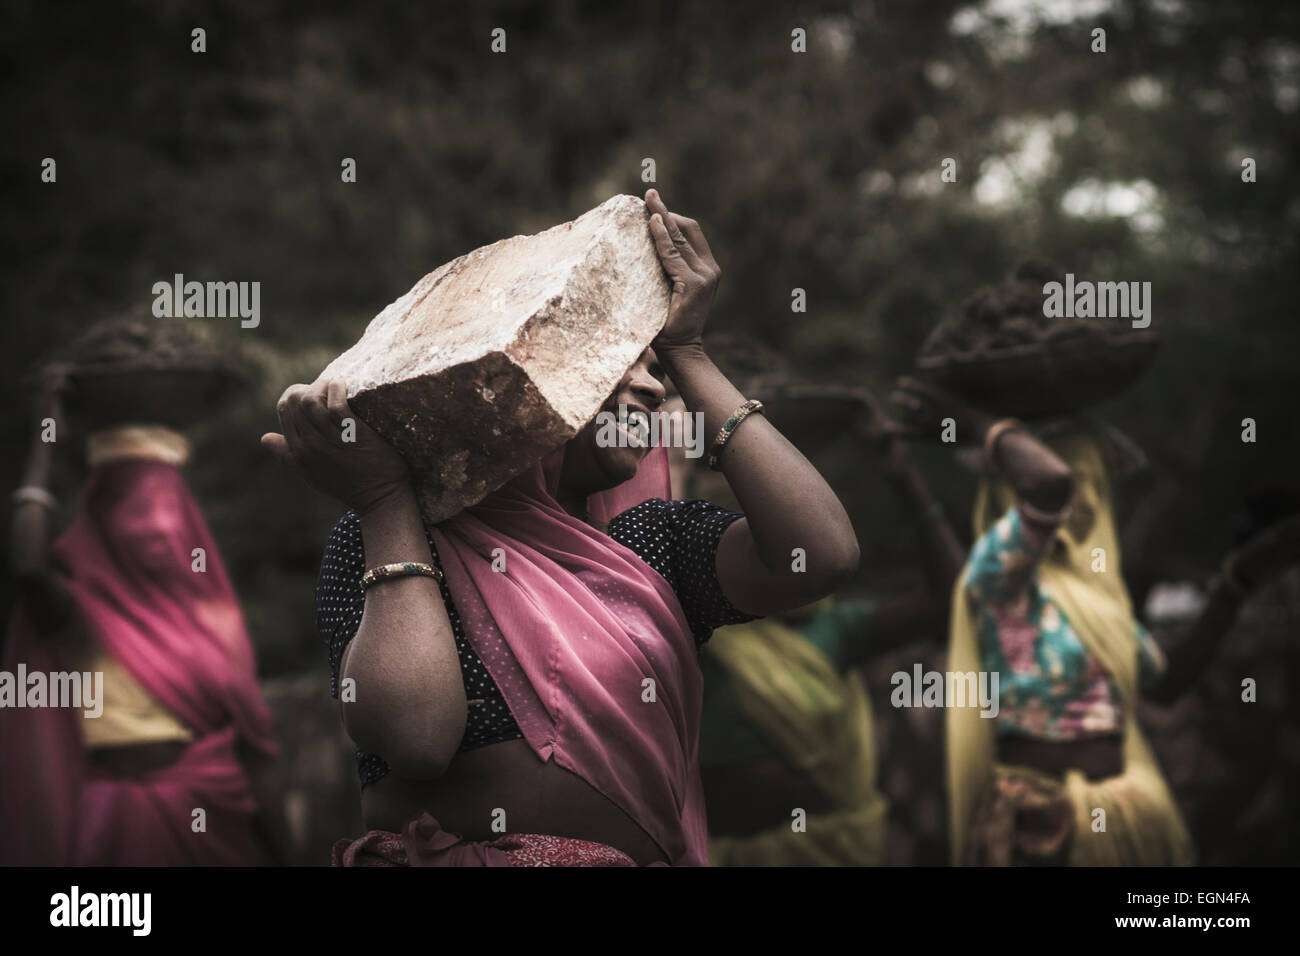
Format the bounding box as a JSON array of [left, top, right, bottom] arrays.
[[361, 561, 444, 590], [707, 399, 765, 471]]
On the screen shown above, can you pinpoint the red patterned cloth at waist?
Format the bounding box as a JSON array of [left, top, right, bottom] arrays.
[[332, 812, 644, 867], [964, 765, 1075, 866]]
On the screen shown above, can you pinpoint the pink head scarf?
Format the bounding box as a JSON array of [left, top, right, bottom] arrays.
[[0, 459, 275, 865], [427, 442, 710, 866], [55, 460, 276, 751]]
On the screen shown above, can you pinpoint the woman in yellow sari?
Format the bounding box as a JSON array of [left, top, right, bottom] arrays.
[[895, 376, 1300, 865], [676, 388, 965, 865]]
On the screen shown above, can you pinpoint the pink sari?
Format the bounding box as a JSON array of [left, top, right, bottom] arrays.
[[0, 460, 276, 866], [430, 443, 707, 865], [343, 442, 710, 866]]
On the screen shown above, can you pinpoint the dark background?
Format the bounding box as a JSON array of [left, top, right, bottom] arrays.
[[2, 0, 1297, 864]]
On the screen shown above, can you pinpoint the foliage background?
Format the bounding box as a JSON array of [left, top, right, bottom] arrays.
[[2, 0, 1297, 864]]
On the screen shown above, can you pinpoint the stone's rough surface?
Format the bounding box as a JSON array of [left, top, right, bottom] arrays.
[[316, 194, 672, 523]]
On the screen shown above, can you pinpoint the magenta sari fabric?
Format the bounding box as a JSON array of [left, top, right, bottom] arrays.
[[427, 443, 710, 866], [0, 459, 276, 865]]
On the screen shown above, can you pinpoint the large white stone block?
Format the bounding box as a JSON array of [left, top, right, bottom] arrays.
[[316, 195, 671, 522]]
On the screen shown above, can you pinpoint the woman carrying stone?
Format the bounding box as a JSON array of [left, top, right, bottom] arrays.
[[264, 190, 861, 866], [894, 375, 1300, 865], [1, 342, 284, 866]]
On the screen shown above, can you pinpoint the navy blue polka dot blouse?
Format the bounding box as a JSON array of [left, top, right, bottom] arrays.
[[316, 498, 757, 788]]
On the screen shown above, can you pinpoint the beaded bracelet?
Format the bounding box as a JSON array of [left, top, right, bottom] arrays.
[[708, 399, 765, 471], [361, 561, 444, 590], [1018, 498, 1073, 527], [983, 417, 1026, 466]]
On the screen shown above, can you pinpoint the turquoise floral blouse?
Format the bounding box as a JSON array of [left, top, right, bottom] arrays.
[[964, 506, 1164, 741]]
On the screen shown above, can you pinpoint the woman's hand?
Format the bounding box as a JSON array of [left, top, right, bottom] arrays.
[[891, 376, 997, 446], [261, 378, 411, 516], [644, 188, 720, 355]]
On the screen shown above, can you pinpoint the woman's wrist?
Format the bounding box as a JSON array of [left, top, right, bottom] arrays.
[[354, 481, 417, 520], [657, 343, 741, 416], [20, 467, 52, 490], [982, 417, 1024, 465], [656, 340, 707, 370], [21, 450, 53, 490], [356, 483, 438, 571]]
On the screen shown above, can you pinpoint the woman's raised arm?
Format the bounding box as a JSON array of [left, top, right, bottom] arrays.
[[644, 190, 860, 615], [892, 376, 1075, 520], [10, 364, 75, 638], [263, 378, 466, 778]]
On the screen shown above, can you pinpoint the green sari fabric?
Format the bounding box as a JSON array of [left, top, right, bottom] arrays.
[[701, 602, 889, 866]]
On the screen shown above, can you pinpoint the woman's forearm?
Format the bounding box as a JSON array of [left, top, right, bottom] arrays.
[[892, 379, 1073, 515], [988, 428, 1075, 514], [11, 424, 56, 578], [340, 485, 466, 777], [663, 344, 859, 606], [11, 427, 73, 636], [11, 499, 54, 581]]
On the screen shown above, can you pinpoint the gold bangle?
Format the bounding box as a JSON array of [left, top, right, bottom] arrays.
[[708, 400, 765, 471], [362, 561, 444, 590], [983, 418, 1026, 467]]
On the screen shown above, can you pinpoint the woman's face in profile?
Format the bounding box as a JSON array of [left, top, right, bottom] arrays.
[[566, 348, 668, 494]]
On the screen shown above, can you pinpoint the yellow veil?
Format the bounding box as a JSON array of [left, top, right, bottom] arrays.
[[945, 431, 1194, 865]]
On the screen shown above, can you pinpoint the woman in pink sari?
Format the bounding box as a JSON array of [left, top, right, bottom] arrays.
[[264, 190, 862, 865], [1, 367, 281, 866]]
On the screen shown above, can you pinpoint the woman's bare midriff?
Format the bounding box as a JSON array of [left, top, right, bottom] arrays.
[[359, 739, 669, 866], [998, 734, 1124, 782]]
